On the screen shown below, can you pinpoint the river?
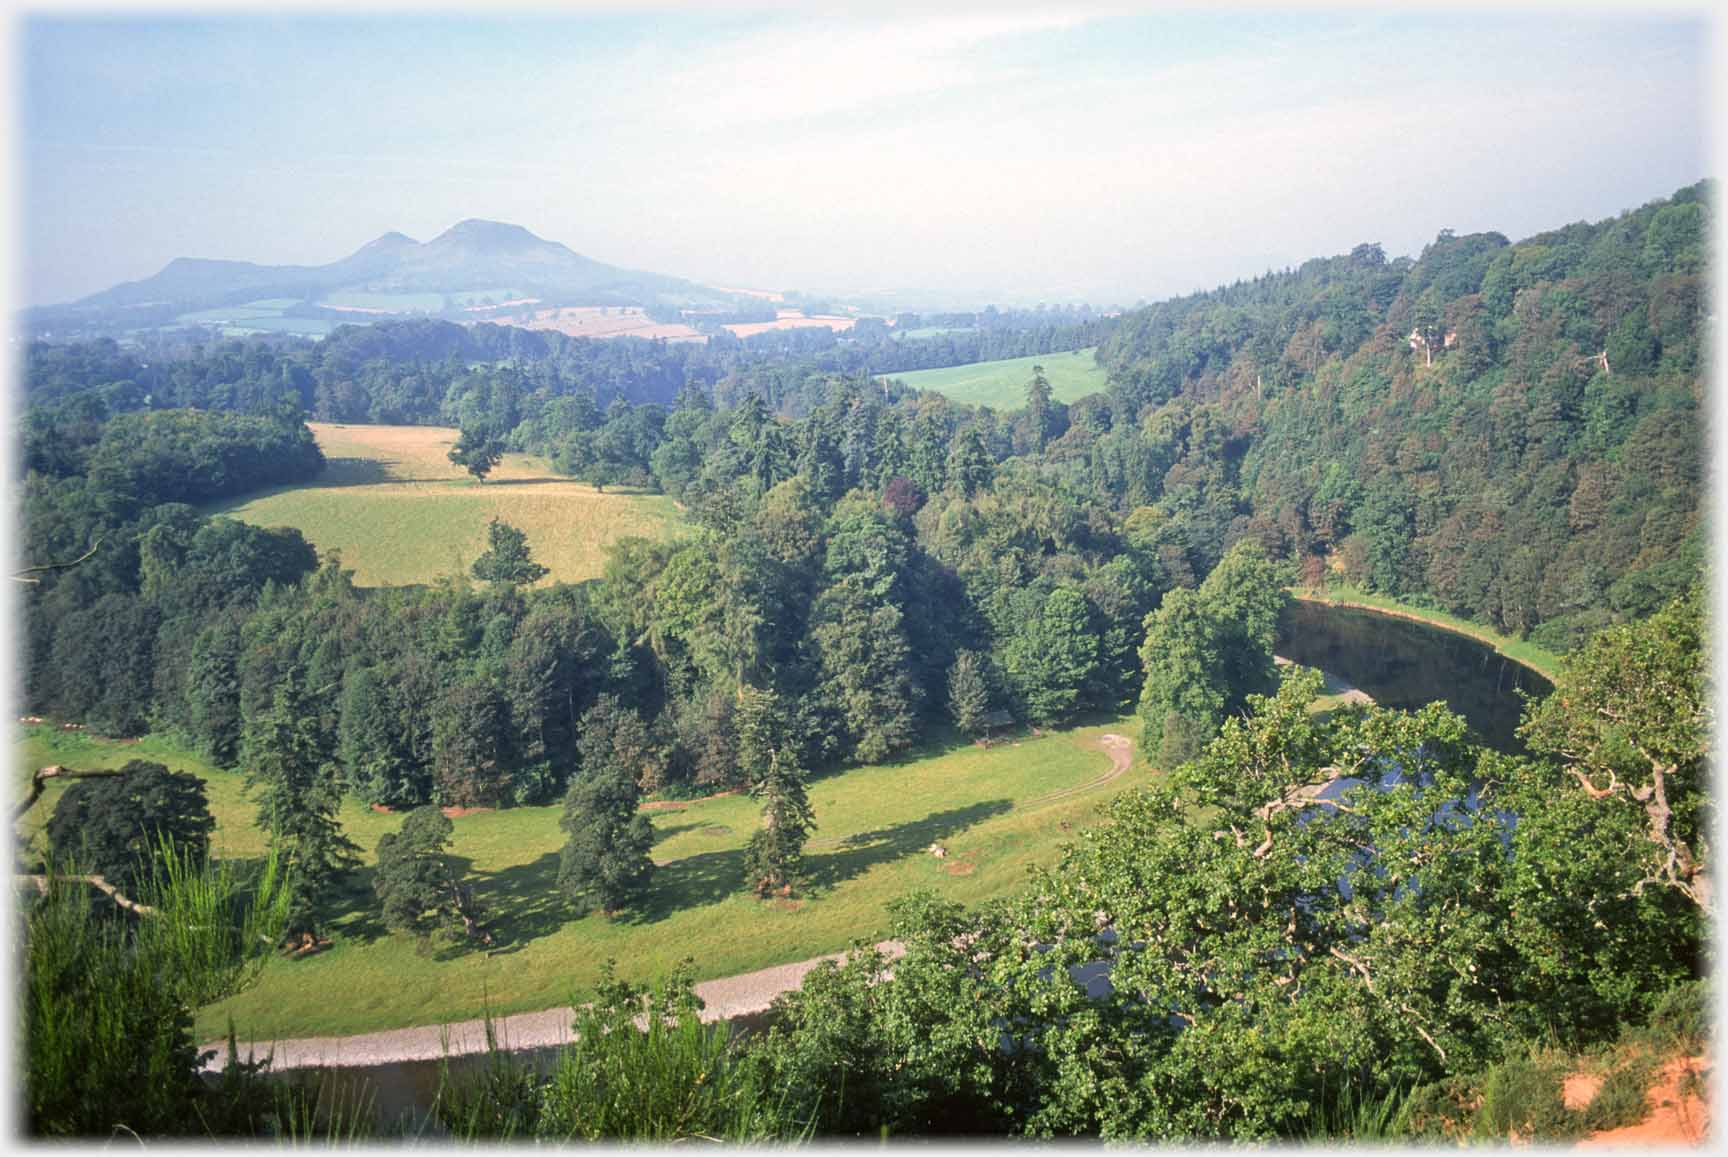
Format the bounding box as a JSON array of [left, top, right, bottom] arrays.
[[1276, 599, 1553, 751], [244, 600, 1553, 1129]]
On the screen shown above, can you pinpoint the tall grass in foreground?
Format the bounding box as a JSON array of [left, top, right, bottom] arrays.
[[22, 839, 290, 1137], [435, 964, 813, 1142]]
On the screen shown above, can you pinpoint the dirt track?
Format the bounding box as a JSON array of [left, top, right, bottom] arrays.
[[202, 939, 907, 1073], [202, 732, 1138, 1073]]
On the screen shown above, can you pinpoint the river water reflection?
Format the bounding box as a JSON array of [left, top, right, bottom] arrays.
[[1276, 600, 1553, 752]]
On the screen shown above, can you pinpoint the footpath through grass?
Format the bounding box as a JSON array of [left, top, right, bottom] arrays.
[[881, 348, 1108, 409], [16, 718, 1145, 1042], [207, 422, 685, 587], [1292, 582, 1563, 681]]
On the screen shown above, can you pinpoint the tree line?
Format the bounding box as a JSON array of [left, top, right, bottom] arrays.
[[1094, 183, 1707, 650], [21, 583, 1706, 1139], [19, 184, 1708, 936]]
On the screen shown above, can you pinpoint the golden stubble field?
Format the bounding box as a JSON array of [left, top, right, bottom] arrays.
[[210, 422, 685, 587]]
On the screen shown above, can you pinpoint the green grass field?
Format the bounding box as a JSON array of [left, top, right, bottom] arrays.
[[174, 300, 340, 338], [319, 290, 447, 313], [445, 287, 526, 307], [881, 348, 1109, 409], [1292, 583, 1563, 681], [16, 719, 1146, 1042], [208, 423, 685, 587]]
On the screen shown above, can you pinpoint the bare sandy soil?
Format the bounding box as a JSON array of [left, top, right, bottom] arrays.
[[1574, 1054, 1711, 1147]]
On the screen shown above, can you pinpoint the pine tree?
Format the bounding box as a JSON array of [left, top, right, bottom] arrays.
[[744, 746, 816, 898], [1024, 365, 1054, 452], [947, 649, 993, 737], [945, 428, 994, 498], [557, 698, 655, 916], [471, 517, 548, 585], [242, 667, 361, 933]]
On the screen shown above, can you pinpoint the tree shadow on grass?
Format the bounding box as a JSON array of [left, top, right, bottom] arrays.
[[650, 821, 706, 846], [322, 865, 389, 945], [435, 799, 1017, 944], [315, 457, 394, 487], [804, 800, 1014, 895], [618, 846, 750, 927], [468, 851, 566, 955]]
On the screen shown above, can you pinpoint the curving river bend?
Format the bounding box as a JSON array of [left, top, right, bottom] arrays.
[[232, 601, 1555, 1127], [1276, 599, 1553, 752]]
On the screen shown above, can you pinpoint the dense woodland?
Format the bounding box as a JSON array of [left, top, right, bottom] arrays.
[[15, 183, 1711, 1139]]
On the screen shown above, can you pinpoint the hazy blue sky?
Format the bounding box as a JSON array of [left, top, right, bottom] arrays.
[[20, 8, 1710, 307]]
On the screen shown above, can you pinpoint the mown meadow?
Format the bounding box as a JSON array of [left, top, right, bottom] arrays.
[[208, 422, 685, 587], [17, 717, 1144, 1042], [882, 347, 1108, 408]]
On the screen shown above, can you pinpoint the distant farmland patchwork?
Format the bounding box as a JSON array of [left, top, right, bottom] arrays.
[[210, 423, 684, 587], [882, 347, 1109, 408], [474, 304, 706, 340]]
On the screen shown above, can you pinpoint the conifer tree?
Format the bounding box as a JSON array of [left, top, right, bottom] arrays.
[[557, 697, 655, 916], [945, 428, 995, 498], [947, 649, 993, 737], [471, 517, 548, 585], [242, 666, 360, 932], [1024, 365, 1054, 452], [744, 746, 816, 897]]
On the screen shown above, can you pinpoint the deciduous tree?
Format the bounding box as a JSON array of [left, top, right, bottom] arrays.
[[45, 760, 216, 893]]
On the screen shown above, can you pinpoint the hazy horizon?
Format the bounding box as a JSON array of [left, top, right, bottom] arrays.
[[21, 9, 1709, 310]]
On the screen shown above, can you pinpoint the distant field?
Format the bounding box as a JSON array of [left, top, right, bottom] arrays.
[[15, 717, 1146, 1041], [893, 325, 972, 339], [480, 305, 705, 341], [319, 290, 446, 313], [882, 347, 1108, 408], [723, 310, 856, 338], [444, 287, 525, 307], [219, 317, 341, 337], [174, 299, 340, 338], [209, 422, 685, 587]]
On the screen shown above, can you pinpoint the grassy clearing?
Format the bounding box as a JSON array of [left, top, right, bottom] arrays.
[[881, 348, 1108, 409], [320, 291, 446, 313], [208, 422, 685, 587], [173, 302, 340, 338], [445, 288, 524, 307], [1291, 583, 1563, 681], [15, 719, 1145, 1042]]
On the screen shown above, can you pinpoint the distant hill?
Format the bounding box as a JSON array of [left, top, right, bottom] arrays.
[[32, 219, 739, 333]]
